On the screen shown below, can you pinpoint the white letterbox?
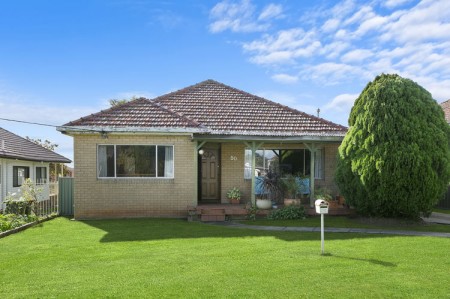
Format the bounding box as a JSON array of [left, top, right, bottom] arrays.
[[315, 199, 329, 214]]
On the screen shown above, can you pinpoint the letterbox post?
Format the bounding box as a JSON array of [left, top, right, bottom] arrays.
[[315, 199, 329, 255], [321, 213, 325, 255]]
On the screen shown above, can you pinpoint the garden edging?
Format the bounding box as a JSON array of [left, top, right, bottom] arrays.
[[0, 215, 58, 239]]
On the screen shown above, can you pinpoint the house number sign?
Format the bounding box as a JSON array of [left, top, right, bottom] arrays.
[[230, 155, 238, 161]]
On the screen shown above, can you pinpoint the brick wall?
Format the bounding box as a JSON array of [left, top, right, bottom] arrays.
[[220, 143, 251, 203], [73, 135, 342, 218], [73, 134, 196, 219]]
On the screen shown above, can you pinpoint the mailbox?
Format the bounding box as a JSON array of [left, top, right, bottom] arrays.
[[315, 199, 329, 214]]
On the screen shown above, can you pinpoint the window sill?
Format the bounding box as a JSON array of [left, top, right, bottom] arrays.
[[97, 177, 175, 184]]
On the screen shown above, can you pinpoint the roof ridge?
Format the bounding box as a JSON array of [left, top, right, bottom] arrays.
[[148, 100, 204, 128], [151, 79, 217, 103]]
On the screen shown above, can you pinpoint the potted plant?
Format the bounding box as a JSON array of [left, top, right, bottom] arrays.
[[226, 187, 241, 204], [255, 170, 282, 209], [281, 174, 299, 206], [315, 187, 338, 208]]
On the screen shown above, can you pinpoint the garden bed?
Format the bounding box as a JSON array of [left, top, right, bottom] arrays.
[[0, 214, 58, 239]]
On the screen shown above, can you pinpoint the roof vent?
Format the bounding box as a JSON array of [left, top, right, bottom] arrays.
[[1, 139, 4, 151]]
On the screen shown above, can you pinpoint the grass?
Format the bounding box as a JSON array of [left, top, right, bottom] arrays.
[[1, 217, 449, 298], [242, 215, 450, 233]]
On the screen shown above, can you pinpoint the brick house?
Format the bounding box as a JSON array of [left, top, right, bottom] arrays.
[[59, 80, 347, 219], [0, 127, 71, 209]]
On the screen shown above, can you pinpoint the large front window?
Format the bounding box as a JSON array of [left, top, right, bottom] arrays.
[[244, 148, 323, 179], [98, 145, 174, 178]]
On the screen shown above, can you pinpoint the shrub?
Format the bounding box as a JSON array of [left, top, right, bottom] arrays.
[[4, 179, 42, 216], [268, 205, 305, 220], [0, 214, 38, 232], [335, 74, 450, 218]]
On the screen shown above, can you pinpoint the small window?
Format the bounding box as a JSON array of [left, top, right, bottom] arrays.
[[36, 167, 47, 184], [13, 166, 30, 187]]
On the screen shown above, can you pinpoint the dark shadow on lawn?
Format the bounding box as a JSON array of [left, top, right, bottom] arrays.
[[322, 253, 397, 268], [81, 218, 412, 243]]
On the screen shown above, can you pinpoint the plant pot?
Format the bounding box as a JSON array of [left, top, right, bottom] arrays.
[[229, 198, 240, 204], [327, 200, 340, 209], [336, 195, 345, 205], [284, 198, 298, 206], [256, 199, 272, 210]]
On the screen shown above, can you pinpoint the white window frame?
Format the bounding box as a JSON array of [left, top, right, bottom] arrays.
[[244, 147, 325, 179], [97, 144, 175, 179], [36, 166, 48, 185]]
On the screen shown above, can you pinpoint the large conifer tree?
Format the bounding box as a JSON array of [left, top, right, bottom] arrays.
[[335, 74, 450, 218]]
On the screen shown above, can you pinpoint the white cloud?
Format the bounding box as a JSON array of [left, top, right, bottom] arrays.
[[271, 73, 298, 84], [209, 0, 282, 33], [321, 18, 340, 33], [341, 49, 373, 63], [301, 63, 369, 85], [244, 29, 319, 64], [323, 93, 359, 112], [384, 0, 414, 9], [331, 0, 356, 19], [381, 0, 450, 43], [210, 0, 450, 101], [258, 3, 283, 21], [320, 93, 359, 126]]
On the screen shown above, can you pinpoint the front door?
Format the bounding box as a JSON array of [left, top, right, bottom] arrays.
[[200, 149, 220, 203]]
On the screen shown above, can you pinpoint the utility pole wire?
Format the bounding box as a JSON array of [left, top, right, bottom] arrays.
[[0, 117, 101, 133]]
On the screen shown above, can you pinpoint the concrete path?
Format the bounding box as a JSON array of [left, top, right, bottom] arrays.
[[422, 212, 450, 225], [209, 221, 450, 238]]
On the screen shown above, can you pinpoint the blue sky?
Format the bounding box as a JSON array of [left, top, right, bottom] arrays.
[[0, 0, 449, 166]]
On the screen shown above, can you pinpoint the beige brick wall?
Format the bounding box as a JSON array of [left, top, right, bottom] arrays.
[[314, 143, 340, 196], [73, 136, 342, 218], [73, 134, 196, 219], [220, 143, 251, 203]]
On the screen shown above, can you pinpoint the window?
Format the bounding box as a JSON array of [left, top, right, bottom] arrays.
[[244, 149, 279, 179], [244, 148, 324, 179], [36, 167, 47, 184], [13, 166, 30, 187], [98, 145, 174, 178]]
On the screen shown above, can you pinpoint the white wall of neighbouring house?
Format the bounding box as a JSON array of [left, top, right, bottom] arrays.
[[1, 159, 51, 207], [0, 159, 4, 208]]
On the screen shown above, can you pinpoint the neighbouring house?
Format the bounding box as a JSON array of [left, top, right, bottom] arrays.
[[59, 80, 347, 219], [0, 127, 71, 209], [441, 99, 450, 124]]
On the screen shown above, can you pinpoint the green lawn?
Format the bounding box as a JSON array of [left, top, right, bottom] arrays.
[[1, 217, 449, 298], [243, 215, 450, 233]]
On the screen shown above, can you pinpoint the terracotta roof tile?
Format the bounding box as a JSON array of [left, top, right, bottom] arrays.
[[64, 98, 201, 128], [0, 128, 71, 163], [152, 80, 347, 136], [64, 80, 347, 137]]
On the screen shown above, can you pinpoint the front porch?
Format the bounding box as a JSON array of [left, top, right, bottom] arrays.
[[188, 202, 355, 222]]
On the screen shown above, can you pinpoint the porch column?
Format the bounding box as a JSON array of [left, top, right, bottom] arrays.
[[244, 141, 263, 206], [305, 143, 316, 207], [251, 142, 257, 206]]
